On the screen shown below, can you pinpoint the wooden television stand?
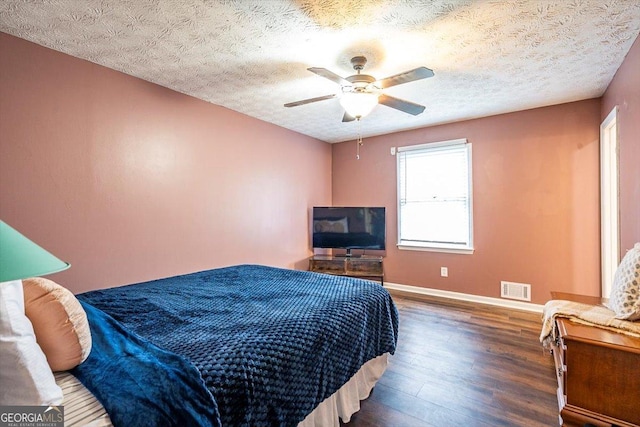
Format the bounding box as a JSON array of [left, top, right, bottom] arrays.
[[309, 255, 384, 285]]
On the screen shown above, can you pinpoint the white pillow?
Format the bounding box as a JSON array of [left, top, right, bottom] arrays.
[[608, 243, 640, 321], [0, 279, 63, 405]]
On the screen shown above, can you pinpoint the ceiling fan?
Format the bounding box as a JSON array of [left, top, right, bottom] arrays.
[[284, 56, 434, 122]]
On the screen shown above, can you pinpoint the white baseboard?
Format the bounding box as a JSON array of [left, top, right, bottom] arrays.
[[384, 282, 544, 313]]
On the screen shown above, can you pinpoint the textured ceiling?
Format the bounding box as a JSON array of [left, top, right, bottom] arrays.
[[1, 0, 639, 143]]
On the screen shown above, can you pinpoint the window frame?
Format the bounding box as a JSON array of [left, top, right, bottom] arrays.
[[396, 138, 474, 254]]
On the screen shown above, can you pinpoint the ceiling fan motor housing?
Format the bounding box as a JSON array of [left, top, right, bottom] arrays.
[[345, 74, 377, 90]]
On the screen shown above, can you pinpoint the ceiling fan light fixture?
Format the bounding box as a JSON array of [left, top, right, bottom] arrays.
[[339, 90, 379, 119]]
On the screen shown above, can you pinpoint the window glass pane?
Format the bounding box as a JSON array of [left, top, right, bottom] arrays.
[[400, 201, 468, 244]]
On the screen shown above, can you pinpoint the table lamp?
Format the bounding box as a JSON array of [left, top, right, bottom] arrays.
[[0, 220, 70, 406], [0, 221, 69, 407], [0, 220, 70, 282]]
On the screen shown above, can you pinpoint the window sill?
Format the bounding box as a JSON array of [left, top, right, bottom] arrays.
[[397, 243, 474, 255]]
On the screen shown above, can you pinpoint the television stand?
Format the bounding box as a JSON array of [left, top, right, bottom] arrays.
[[309, 255, 384, 285]]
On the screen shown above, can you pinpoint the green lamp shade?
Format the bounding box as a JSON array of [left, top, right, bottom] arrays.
[[0, 220, 70, 282]]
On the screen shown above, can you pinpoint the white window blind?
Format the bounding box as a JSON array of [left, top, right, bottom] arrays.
[[397, 139, 473, 253]]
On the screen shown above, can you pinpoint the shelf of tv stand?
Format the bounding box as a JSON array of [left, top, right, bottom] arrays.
[[309, 255, 384, 285]]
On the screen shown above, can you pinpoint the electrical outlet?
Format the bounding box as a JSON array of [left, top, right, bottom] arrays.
[[440, 267, 448, 277], [390, 147, 396, 155]]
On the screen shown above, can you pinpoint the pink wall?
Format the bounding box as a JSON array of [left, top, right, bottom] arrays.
[[0, 33, 332, 294], [332, 100, 602, 304], [2, 29, 634, 304], [601, 35, 640, 253]]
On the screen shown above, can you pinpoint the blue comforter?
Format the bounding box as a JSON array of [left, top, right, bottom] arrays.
[[72, 302, 220, 427], [77, 264, 399, 426]]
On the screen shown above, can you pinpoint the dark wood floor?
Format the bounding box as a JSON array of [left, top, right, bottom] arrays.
[[344, 291, 559, 427]]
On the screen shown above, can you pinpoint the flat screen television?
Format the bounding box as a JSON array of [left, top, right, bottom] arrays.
[[312, 207, 386, 256]]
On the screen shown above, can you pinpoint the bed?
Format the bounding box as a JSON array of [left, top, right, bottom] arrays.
[[61, 264, 398, 426]]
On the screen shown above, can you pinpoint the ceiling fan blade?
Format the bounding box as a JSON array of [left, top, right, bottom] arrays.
[[284, 94, 336, 108], [378, 94, 426, 116], [376, 67, 434, 89], [342, 112, 356, 122], [308, 67, 351, 86]]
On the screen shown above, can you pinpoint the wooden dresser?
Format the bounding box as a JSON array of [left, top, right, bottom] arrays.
[[549, 292, 640, 427], [309, 255, 383, 284]]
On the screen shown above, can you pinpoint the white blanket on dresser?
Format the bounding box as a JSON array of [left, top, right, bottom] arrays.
[[540, 299, 640, 348]]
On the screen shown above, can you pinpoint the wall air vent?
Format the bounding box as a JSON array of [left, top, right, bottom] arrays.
[[501, 281, 531, 302]]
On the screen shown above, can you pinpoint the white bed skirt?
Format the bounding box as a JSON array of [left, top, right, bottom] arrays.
[[55, 353, 389, 426], [298, 353, 389, 427]]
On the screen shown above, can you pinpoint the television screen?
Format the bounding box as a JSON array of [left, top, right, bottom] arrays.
[[312, 207, 386, 251]]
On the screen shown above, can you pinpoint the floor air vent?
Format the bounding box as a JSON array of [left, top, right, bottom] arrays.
[[501, 281, 531, 302]]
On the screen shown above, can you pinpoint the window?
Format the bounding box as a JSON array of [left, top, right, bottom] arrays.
[[397, 138, 473, 254]]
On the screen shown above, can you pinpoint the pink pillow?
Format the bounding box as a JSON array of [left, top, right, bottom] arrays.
[[23, 277, 92, 371]]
